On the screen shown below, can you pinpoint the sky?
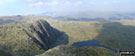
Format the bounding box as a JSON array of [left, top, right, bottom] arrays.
[[0, 0, 135, 16]]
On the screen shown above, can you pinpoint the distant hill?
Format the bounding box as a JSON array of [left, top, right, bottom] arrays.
[[41, 12, 135, 21]]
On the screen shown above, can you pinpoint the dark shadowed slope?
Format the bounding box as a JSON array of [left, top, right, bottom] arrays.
[[96, 22, 135, 51], [0, 50, 12, 56]]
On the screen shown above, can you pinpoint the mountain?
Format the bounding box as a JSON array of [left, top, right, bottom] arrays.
[[36, 45, 117, 56], [41, 12, 135, 21], [1, 15, 135, 56], [0, 19, 68, 56]]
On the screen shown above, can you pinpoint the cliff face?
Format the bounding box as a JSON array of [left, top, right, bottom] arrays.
[[0, 19, 68, 56], [36, 45, 117, 56]]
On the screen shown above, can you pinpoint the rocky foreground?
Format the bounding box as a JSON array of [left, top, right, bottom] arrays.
[[37, 45, 117, 56]]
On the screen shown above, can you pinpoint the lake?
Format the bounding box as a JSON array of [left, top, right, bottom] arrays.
[[72, 39, 118, 53]]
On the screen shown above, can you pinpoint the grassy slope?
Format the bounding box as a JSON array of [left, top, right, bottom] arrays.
[[47, 20, 103, 44], [96, 20, 135, 50]]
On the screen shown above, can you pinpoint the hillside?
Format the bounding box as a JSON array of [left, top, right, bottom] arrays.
[[36, 45, 117, 56], [0, 19, 68, 56], [47, 20, 135, 51]]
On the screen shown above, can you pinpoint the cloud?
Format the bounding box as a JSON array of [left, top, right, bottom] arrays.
[[44, 1, 59, 6], [35, 1, 44, 6], [26, 0, 34, 2], [0, 0, 17, 3], [73, 1, 83, 6], [27, 0, 83, 7], [29, 1, 44, 7], [102, 0, 121, 5], [26, 0, 36, 2], [0, 0, 17, 6]]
